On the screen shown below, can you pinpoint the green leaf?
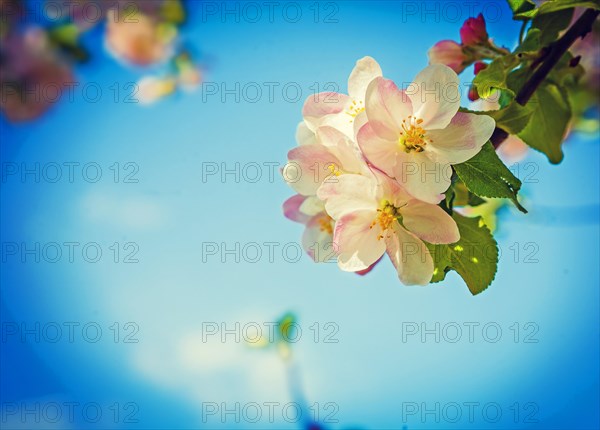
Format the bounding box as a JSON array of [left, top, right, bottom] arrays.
[[426, 213, 498, 295], [508, 0, 536, 18], [514, 28, 541, 53], [452, 181, 488, 207], [473, 55, 519, 99], [532, 9, 575, 45], [547, 52, 585, 87], [506, 66, 530, 94], [468, 193, 487, 207], [518, 83, 571, 164], [536, 0, 599, 15], [463, 100, 534, 135], [486, 101, 535, 135], [516, 0, 600, 18], [454, 142, 527, 213]]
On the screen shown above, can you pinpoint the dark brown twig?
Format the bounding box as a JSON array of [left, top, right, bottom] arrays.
[[491, 8, 599, 148]]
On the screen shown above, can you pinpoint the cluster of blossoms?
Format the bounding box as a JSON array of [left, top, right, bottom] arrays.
[[283, 57, 495, 286]]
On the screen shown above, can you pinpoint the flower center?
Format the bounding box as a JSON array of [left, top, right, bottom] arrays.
[[346, 99, 365, 122], [318, 216, 334, 235], [399, 116, 432, 153], [327, 163, 342, 176], [370, 200, 401, 240]]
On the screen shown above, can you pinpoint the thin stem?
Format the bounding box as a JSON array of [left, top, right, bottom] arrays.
[[519, 20, 528, 44], [491, 8, 599, 148]]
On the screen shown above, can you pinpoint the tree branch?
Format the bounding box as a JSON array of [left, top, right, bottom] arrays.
[[491, 8, 599, 148]]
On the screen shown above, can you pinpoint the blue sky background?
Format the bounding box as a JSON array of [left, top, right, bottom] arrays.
[[1, 1, 599, 429]]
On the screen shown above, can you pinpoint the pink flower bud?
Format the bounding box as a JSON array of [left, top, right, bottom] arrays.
[[460, 14, 488, 46], [427, 40, 469, 74]]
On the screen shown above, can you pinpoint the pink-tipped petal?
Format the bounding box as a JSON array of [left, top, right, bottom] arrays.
[[364, 77, 413, 140], [285, 144, 342, 196], [283, 194, 310, 224], [302, 92, 351, 131], [357, 122, 399, 178], [355, 256, 382, 276], [334, 211, 386, 272]]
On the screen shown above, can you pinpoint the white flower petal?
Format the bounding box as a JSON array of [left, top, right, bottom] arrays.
[[391, 152, 450, 204], [303, 214, 336, 263], [296, 121, 316, 146], [401, 201, 460, 244], [385, 223, 434, 286], [348, 56, 383, 100], [317, 174, 378, 220], [316, 126, 368, 175], [299, 195, 325, 216], [427, 112, 495, 164], [407, 64, 460, 130]]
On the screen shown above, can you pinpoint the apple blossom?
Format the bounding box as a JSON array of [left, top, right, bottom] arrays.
[[283, 193, 382, 275], [302, 56, 382, 139], [357, 64, 496, 203], [317, 171, 459, 285]]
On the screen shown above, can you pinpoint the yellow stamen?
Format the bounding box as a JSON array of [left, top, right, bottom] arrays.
[[369, 200, 401, 240], [327, 164, 342, 176], [345, 99, 365, 121], [399, 116, 430, 153], [318, 217, 333, 235]]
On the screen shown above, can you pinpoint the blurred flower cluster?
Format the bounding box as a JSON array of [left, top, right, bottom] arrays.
[[0, 0, 202, 122]]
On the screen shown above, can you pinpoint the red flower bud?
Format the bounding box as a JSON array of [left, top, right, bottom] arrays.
[[474, 61, 488, 75], [460, 14, 488, 46], [468, 85, 480, 101]]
